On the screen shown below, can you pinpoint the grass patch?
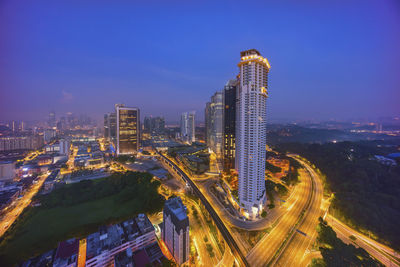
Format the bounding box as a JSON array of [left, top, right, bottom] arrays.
[[0, 171, 164, 266]]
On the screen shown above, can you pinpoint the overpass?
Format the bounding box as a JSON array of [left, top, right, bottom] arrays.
[[157, 152, 250, 267]]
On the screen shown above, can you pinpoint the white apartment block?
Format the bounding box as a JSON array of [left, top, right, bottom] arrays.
[[236, 49, 270, 219]]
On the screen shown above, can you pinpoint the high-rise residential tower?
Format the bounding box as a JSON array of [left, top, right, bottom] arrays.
[[116, 105, 140, 155], [162, 197, 189, 265], [180, 111, 195, 144], [223, 79, 239, 172], [236, 49, 270, 219]]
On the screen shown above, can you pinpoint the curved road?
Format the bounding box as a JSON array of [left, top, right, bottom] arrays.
[[328, 215, 400, 267], [274, 157, 325, 267], [157, 152, 250, 267], [200, 177, 306, 231], [0, 174, 48, 237], [246, 166, 313, 266]]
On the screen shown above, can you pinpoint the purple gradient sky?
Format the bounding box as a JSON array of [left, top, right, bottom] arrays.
[[1, 0, 399, 123]]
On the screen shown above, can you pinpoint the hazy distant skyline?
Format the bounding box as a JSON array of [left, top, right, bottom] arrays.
[[1, 0, 399, 123]]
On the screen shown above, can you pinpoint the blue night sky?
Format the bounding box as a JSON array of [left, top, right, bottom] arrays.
[[1, 0, 399, 123]]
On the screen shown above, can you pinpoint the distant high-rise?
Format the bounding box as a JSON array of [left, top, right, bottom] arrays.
[[223, 79, 239, 172], [104, 114, 110, 139], [236, 49, 270, 219], [59, 139, 70, 155], [48, 111, 56, 128], [109, 113, 117, 142], [144, 116, 165, 135], [44, 129, 57, 144], [116, 105, 140, 155], [206, 91, 224, 157], [162, 197, 189, 265], [104, 112, 117, 145], [205, 102, 211, 146], [180, 111, 195, 144]]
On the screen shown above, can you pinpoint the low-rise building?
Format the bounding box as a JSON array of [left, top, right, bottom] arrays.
[[86, 214, 157, 267], [53, 238, 79, 267], [21, 214, 164, 267], [20, 249, 55, 267], [0, 161, 15, 180], [0, 134, 43, 151]]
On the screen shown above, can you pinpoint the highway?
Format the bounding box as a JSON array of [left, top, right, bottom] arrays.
[[157, 152, 250, 267], [246, 167, 313, 266], [185, 196, 222, 266], [0, 174, 48, 237], [328, 215, 400, 267], [274, 157, 325, 267], [217, 242, 235, 267], [146, 158, 227, 266], [200, 177, 298, 231]]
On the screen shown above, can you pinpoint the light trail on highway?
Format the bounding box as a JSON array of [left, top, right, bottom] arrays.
[[0, 174, 48, 237], [274, 157, 325, 267], [246, 167, 313, 266], [328, 215, 400, 267], [156, 151, 250, 267]]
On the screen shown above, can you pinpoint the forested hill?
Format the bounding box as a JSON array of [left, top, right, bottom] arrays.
[[276, 140, 400, 250]]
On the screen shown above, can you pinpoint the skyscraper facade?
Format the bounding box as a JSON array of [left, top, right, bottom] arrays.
[[144, 116, 165, 135], [48, 111, 56, 128], [162, 197, 189, 265], [116, 105, 140, 155], [206, 91, 224, 157], [205, 102, 211, 146], [104, 112, 117, 143], [104, 114, 110, 139], [109, 113, 117, 142], [180, 111, 195, 144], [223, 79, 238, 172], [236, 49, 270, 219]]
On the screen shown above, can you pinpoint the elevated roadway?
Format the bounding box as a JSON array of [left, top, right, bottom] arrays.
[[157, 152, 250, 267]]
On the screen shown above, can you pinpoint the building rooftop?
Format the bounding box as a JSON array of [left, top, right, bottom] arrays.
[[133, 249, 151, 267], [53, 238, 79, 267], [20, 249, 55, 267], [114, 248, 133, 267], [240, 48, 261, 57], [165, 197, 188, 222], [86, 214, 153, 260]]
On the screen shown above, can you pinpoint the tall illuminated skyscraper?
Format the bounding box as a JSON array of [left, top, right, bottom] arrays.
[[116, 105, 140, 155], [223, 79, 239, 172], [236, 49, 270, 219]]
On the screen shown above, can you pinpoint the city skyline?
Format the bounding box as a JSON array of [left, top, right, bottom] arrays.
[[1, 2, 399, 267], [1, 0, 399, 122]]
